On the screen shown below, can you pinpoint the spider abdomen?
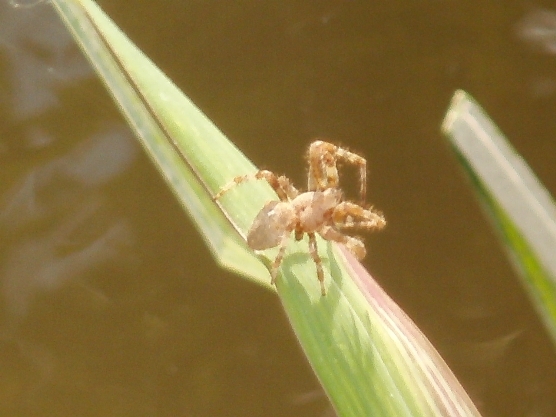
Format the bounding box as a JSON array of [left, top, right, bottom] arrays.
[[247, 201, 296, 250]]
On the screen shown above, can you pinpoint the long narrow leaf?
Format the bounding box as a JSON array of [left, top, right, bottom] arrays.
[[52, 0, 271, 286], [442, 90, 556, 345], [52, 2, 482, 415]]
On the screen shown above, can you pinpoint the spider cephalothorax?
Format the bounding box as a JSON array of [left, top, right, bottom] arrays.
[[214, 140, 385, 295]]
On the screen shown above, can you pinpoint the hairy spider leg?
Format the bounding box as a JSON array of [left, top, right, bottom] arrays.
[[270, 231, 292, 286], [307, 141, 339, 191], [213, 170, 299, 201], [270, 227, 327, 296], [307, 232, 326, 295], [320, 225, 367, 260], [332, 202, 386, 230], [307, 140, 367, 202]]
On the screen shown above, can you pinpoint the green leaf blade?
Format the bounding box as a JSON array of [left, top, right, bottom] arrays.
[[52, 0, 272, 286], [442, 90, 556, 345], [52, 2, 482, 415]]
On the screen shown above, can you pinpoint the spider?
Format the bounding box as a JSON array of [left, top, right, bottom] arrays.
[[213, 140, 385, 295]]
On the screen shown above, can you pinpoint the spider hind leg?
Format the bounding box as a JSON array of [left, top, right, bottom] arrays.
[[213, 170, 298, 201]]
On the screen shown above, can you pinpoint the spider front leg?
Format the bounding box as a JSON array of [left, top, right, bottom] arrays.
[[332, 202, 386, 230], [307, 140, 367, 201], [320, 225, 367, 260], [213, 170, 299, 201]]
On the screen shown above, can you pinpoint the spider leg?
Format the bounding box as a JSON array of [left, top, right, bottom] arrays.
[[333, 147, 367, 203], [320, 225, 366, 260], [307, 140, 367, 201], [214, 170, 299, 201], [332, 202, 386, 231], [307, 232, 326, 296], [307, 141, 340, 193], [271, 229, 326, 295], [270, 232, 291, 286]]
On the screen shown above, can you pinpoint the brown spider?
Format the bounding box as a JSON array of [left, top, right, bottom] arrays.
[[214, 140, 385, 295]]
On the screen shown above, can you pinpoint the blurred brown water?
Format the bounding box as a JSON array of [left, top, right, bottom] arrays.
[[1, 1, 556, 416]]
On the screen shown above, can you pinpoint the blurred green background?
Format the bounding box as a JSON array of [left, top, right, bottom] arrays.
[[1, 1, 556, 416]]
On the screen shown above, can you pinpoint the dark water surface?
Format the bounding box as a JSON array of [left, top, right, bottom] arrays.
[[1, 1, 556, 416]]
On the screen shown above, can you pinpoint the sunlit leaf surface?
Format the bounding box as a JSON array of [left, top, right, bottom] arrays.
[[443, 90, 556, 346], [52, 2, 482, 415]]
